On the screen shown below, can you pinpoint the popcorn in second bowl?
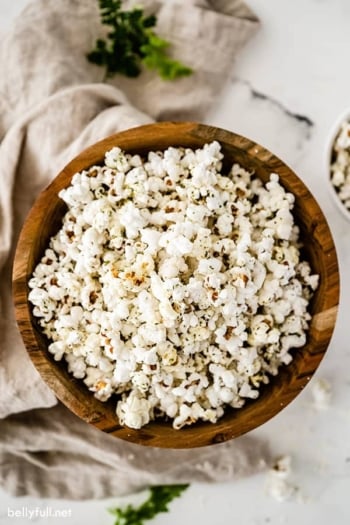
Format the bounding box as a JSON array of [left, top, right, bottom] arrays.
[[28, 141, 318, 430], [328, 116, 350, 220]]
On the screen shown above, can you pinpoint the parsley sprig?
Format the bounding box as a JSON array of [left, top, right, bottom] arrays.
[[109, 484, 189, 525], [88, 0, 193, 80]]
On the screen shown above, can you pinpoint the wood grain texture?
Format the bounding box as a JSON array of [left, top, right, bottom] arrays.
[[12, 122, 340, 448]]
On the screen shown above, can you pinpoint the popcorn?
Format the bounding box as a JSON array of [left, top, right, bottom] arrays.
[[197, 258, 222, 274], [29, 142, 318, 430], [310, 377, 332, 410], [266, 455, 298, 502], [117, 391, 152, 428], [105, 147, 130, 172], [159, 231, 193, 257], [330, 120, 350, 212], [140, 228, 162, 255], [48, 341, 66, 361], [119, 202, 149, 239]]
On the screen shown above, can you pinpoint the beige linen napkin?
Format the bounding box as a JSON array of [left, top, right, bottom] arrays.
[[0, 0, 266, 499]]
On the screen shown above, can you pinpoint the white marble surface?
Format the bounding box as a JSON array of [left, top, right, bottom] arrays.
[[1, 0, 350, 523]]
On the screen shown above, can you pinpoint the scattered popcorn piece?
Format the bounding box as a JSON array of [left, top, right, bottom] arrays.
[[28, 142, 318, 430], [311, 377, 332, 410], [266, 456, 298, 502]]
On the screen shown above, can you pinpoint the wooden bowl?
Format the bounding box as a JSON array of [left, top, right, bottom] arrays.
[[13, 122, 339, 448]]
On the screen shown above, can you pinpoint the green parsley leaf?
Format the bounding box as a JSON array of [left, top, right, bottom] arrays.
[[87, 0, 193, 80], [140, 34, 193, 80], [109, 484, 189, 525]]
